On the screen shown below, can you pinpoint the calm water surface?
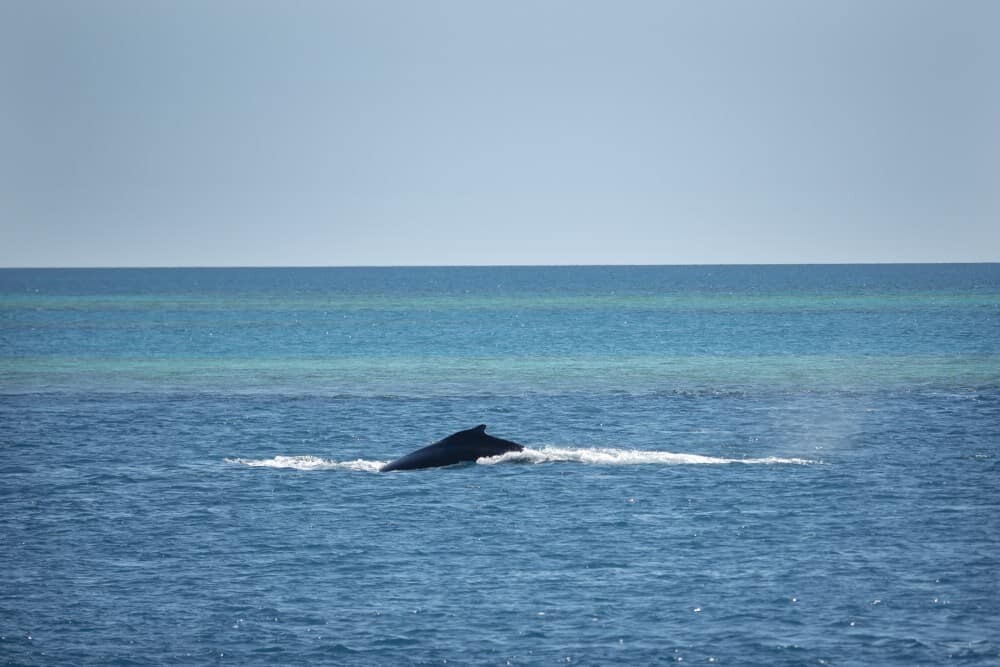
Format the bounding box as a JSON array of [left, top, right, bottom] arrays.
[[2, 265, 999, 665]]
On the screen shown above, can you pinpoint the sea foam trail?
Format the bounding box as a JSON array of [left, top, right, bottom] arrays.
[[478, 446, 814, 466], [225, 456, 387, 472], [227, 447, 815, 472]]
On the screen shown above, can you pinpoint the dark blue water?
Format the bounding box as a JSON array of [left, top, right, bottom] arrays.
[[2, 265, 999, 665]]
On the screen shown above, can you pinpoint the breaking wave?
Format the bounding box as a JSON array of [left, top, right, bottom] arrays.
[[227, 447, 815, 472]]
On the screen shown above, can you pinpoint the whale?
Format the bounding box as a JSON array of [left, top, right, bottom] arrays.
[[380, 424, 524, 472]]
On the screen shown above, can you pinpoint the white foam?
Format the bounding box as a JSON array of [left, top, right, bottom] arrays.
[[477, 446, 815, 466], [225, 456, 387, 472], [226, 448, 815, 472]]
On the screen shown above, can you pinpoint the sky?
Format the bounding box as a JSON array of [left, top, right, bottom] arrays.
[[1, 0, 998, 267]]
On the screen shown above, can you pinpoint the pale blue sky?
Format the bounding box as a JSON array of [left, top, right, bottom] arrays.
[[2, 0, 997, 267]]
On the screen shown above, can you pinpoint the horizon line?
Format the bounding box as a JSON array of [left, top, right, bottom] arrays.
[[1, 260, 998, 270]]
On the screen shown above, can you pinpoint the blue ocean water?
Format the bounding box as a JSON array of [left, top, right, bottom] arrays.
[[1, 264, 998, 665]]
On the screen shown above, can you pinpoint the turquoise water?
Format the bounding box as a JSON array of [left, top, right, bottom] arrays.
[[2, 265, 999, 664]]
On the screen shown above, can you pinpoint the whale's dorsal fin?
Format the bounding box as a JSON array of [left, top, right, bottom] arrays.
[[474, 424, 487, 432]]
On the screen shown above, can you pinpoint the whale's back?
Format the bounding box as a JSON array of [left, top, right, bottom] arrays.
[[380, 425, 524, 472]]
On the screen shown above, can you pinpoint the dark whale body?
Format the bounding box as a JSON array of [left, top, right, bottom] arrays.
[[380, 425, 524, 472]]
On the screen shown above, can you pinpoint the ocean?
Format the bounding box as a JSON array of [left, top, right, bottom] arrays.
[[1, 264, 998, 665]]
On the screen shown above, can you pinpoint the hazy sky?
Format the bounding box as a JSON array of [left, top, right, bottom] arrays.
[[2, 0, 997, 267]]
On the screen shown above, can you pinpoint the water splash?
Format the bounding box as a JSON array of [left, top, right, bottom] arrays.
[[227, 447, 815, 472]]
